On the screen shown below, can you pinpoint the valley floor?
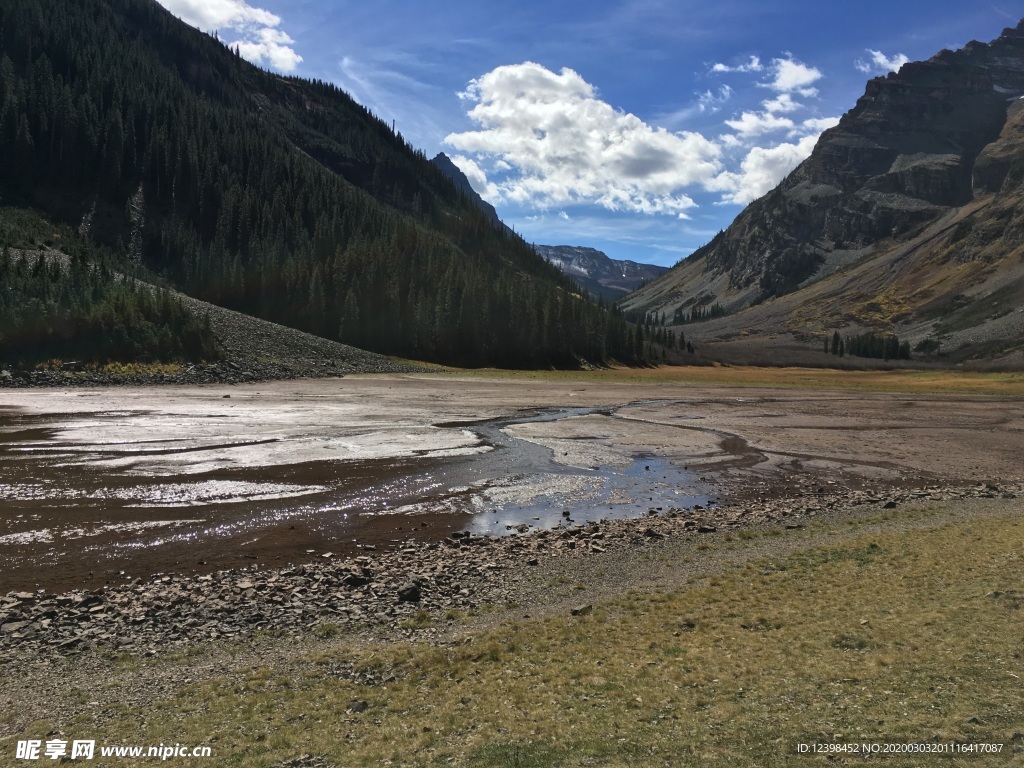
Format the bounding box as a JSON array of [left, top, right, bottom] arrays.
[[0, 370, 1021, 766]]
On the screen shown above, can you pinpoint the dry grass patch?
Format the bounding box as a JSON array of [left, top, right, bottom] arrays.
[[414, 367, 1024, 397], [31, 513, 1024, 767]]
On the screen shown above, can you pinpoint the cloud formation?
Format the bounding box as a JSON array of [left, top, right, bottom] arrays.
[[445, 62, 722, 216], [709, 134, 819, 204], [711, 56, 764, 74], [855, 50, 910, 75], [725, 110, 795, 137], [764, 57, 823, 96], [697, 85, 733, 114], [449, 60, 839, 214], [155, 0, 302, 71]]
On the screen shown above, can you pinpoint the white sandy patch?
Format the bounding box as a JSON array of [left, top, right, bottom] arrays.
[[0, 528, 54, 545], [60, 520, 205, 539], [504, 415, 634, 469], [480, 472, 601, 508], [0, 481, 326, 506], [59, 428, 488, 475]]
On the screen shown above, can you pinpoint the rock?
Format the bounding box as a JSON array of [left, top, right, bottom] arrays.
[[397, 582, 421, 603], [347, 700, 369, 714], [571, 604, 593, 617], [342, 573, 371, 588], [697, 525, 717, 534]]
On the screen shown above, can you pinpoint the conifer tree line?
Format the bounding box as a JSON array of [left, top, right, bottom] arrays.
[[0, 244, 218, 365], [0, 0, 641, 368], [671, 302, 725, 324], [824, 331, 911, 361]]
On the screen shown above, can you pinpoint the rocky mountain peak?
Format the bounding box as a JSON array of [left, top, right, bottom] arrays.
[[430, 152, 507, 231], [622, 18, 1024, 367]]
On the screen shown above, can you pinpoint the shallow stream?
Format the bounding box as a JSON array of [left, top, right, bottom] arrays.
[[0, 402, 708, 591]]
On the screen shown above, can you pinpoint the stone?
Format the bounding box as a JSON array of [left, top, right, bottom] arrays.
[[571, 604, 593, 616], [397, 582, 421, 603]]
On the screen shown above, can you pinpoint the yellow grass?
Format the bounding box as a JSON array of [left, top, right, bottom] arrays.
[[28, 510, 1022, 767], [403, 365, 1024, 397]]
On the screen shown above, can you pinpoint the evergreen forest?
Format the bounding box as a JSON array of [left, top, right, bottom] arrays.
[[0, 0, 640, 368]]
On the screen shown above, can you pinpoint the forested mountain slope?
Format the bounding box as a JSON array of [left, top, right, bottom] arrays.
[[0, 0, 636, 368]]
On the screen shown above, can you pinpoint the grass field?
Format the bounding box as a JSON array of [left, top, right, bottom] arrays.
[[416, 365, 1024, 397], [39, 508, 1022, 767]]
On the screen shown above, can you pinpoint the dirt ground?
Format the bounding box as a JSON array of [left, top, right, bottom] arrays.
[[4, 370, 1019, 481], [1, 372, 1022, 592], [1, 371, 1022, 758]]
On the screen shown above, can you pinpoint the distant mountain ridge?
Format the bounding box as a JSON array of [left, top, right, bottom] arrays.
[[429, 155, 667, 300], [533, 245, 668, 302], [623, 19, 1024, 367]]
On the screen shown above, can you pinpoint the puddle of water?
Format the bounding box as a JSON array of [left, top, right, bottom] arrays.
[[465, 457, 709, 536]]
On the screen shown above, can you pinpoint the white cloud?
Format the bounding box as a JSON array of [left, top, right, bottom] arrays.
[[764, 57, 822, 96], [445, 62, 722, 216], [697, 85, 733, 114], [762, 93, 801, 114], [155, 0, 302, 72], [800, 116, 841, 133], [236, 27, 302, 71], [855, 50, 910, 75], [711, 56, 763, 73], [156, 0, 278, 29], [710, 133, 820, 204], [725, 111, 795, 137], [449, 154, 500, 200]]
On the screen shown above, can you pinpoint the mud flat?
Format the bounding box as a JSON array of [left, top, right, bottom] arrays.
[[0, 373, 1022, 594]]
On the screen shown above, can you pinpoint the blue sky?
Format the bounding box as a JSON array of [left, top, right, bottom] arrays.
[[157, 0, 1021, 266]]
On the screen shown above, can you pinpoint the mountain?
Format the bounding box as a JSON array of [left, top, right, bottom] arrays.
[[428, 155, 666, 302], [533, 245, 668, 302], [623, 20, 1024, 367], [0, 0, 637, 369], [430, 152, 509, 233]]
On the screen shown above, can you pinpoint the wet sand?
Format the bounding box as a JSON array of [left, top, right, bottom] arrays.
[[1, 374, 1021, 592]]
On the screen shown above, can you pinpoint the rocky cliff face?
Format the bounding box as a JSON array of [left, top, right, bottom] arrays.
[[533, 245, 668, 301], [624, 20, 1024, 367], [430, 153, 509, 232]]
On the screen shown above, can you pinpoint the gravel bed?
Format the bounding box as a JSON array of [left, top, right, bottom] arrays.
[[1, 481, 1017, 661]]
